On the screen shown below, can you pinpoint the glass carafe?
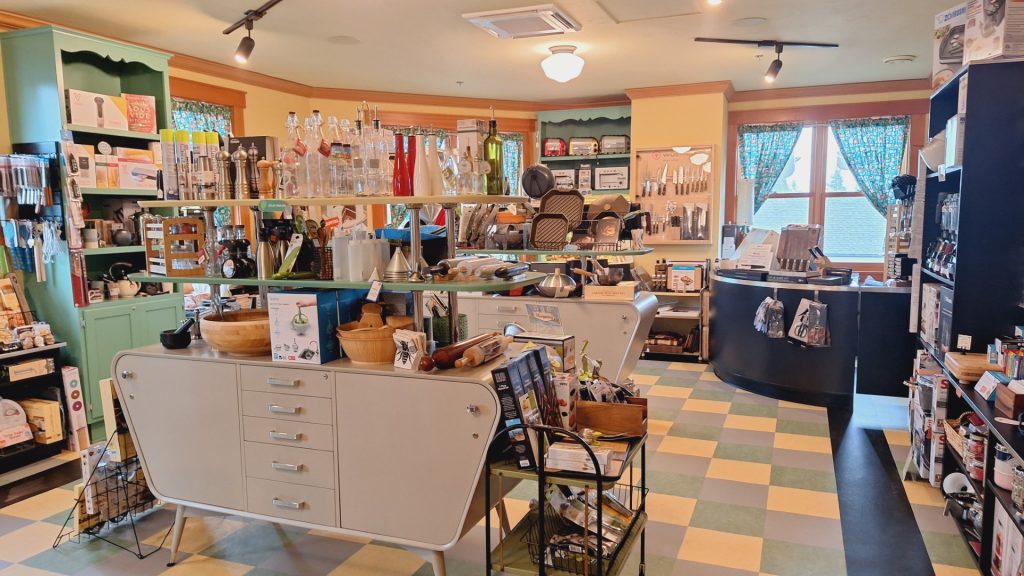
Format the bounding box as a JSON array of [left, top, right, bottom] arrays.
[[307, 111, 329, 197], [440, 136, 459, 196], [281, 112, 307, 197]]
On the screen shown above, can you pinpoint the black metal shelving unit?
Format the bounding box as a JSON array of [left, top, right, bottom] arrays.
[[0, 342, 70, 479]]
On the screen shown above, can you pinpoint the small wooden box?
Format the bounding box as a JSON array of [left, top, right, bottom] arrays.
[[576, 397, 647, 438], [996, 382, 1024, 417], [144, 217, 204, 277], [945, 352, 999, 383]]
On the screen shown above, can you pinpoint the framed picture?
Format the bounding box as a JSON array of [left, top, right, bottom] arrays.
[[634, 146, 714, 245]]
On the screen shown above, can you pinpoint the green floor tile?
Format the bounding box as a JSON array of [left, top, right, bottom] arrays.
[[632, 366, 665, 376], [668, 422, 722, 441], [921, 531, 979, 568], [507, 479, 539, 501], [729, 402, 779, 418], [40, 509, 74, 526], [199, 523, 307, 566], [646, 471, 704, 498], [690, 500, 766, 537], [770, 466, 838, 493], [245, 569, 294, 576], [761, 538, 847, 576], [649, 407, 682, 421], [21, 540, 121, 575], [776, 419, 831, 437], [714, 442, 774, 464], [416, 557, 480, 576], [656, 375, 698, 388], [689, 389, 735, 402]]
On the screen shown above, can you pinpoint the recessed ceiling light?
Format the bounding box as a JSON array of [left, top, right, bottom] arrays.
[[733, 17, 769, 27], [883, 54, 917, 64]]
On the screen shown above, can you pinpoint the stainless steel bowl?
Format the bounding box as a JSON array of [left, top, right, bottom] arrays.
[[535, 269, 577, 298]]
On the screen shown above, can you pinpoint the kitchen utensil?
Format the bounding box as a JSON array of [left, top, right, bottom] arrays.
[[109, 261, 133, 281], [200, 309, 271, 356], [160, 328, 192, 350], [112, 229, 134, 246], [117, 279, 140, 298], [529, 213, 570, 250], [542, 138, 567, 157], [590, 215, 621, 250], [573, 266, 623, 286], [659, 162, 669, 196], [539, 188, 585, 229], [535, 268, 577, 298], [521, 164, 555, 199], [568, 137, 599, 156]]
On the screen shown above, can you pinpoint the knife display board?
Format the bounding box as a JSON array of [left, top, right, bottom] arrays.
[[634, 146, 713, 245]]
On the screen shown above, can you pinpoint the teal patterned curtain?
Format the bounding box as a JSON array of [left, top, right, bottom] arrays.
[[828, 116, 910, 215], [738, 122, 804, 212], [501, 132, 523, 195], [171, 97, 233, 139]]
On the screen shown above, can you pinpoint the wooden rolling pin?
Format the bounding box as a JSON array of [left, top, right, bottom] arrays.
[[420, 331, 499, 371], [454, 335, 512, 368]]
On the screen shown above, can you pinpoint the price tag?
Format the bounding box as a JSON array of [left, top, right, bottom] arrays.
[[367, 280, 383, 302], [957, 334, 972, 351], [258, 199, 286, 212]]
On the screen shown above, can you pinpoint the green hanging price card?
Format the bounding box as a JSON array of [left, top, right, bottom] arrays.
[[258, 199, 286, 212]]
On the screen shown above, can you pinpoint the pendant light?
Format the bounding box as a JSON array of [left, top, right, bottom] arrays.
[[235, 21, 255, 63], [223, 0, 286, 64], [764, 44, 783, 83], [541, 45, 585, 83]]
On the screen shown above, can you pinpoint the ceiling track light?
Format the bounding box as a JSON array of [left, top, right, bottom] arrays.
[[764, 44, 783, 83], [223, 0, 285, 64]]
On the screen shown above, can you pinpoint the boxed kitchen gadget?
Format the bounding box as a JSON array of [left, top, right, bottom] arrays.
[[66, 89, 128, 131], [945, 114, 966, 167], [577, 164, 593, 193], [228, 136, 280, 162], [67, 144, 97, 188], [122, 93, 157, 134], [269, 290, 342, 364], [600, 135, 630, 154], [117, 160, 159, 190], [18, 398, 63, 445], [0, 399, 33, 449], [457, 119, 487, 159], [594, 166, 628, 190], [668, 261, 704, 292], [583, 281, 640, 301], [512, 332, 576, 373], [5, 357, 55, 382], [551, 169, 575, 190], [964, 0, 1024, 63], [934, 4, 967, 88]]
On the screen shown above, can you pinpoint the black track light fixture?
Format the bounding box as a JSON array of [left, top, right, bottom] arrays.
[[223, 0, 285, 64], [764, 44, 783, 83]]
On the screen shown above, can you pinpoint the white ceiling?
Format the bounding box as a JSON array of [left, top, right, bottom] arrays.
[[2, 0, 946, 100]]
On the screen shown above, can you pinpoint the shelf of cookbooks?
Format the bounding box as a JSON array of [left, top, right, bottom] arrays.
[[484, 353, 648, 576]]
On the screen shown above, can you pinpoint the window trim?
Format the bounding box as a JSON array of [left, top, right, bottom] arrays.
[[169, 76, 247, 136], [727, 100, 928, 273]]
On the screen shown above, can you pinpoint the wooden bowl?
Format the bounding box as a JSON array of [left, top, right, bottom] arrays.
[[337, 322, 396, 363], [200, 310, 271, 356]]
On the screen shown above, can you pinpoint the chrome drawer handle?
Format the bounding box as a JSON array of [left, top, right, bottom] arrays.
[[269, 404, 300, 415], [272, 498, 304, 510], [271, 461, 303, 472], [268, 377, 299, 388], [269, 431, 302, 441], [496, 306, 518, 313]]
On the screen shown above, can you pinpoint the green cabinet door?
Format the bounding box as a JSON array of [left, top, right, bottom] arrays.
[[80, 305, 136, 422], [130, 297, 184, 347]]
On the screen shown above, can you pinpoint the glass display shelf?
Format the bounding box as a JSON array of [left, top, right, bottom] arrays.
[[129, 271, 546, 293], [83, 245, 146, 256], [82, 292, 181, 310], [80, 187, 161, 197], [540, 153, 631, 162], [458, 248, 652, 257], [65, 124, 160, 141], [137, 194, 531, 209], [652, 291, 701, 297]]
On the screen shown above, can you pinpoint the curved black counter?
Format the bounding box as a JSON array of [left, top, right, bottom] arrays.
[[709, 274, 916, 407]]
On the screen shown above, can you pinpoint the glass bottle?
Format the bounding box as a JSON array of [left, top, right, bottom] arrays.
[[457, 146, 474, 194], [281, 112, 307, 197], [351, 110, 366, 196], [407, 133, 418, 196], [307, 110, 329, 196], [426, 132, 444, 196], [327, 116, 345, 197], [393, 133, 410, 197], [413, 131, 430, 197], [364, 109, 383, 196], [483, 106, 504, 195], [440, 136, 459, 196]]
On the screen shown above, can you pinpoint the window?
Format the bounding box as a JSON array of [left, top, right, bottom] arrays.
[[745, 118, 908, 262], [171, 97, 233, 138], [500, 132, 523, 195]]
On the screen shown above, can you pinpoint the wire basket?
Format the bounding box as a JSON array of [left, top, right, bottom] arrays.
[[523, 483, 646, 575], [314, 246, 333, 280]]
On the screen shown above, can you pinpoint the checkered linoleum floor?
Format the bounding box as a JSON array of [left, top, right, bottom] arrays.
[[0, 360, 846, 576]]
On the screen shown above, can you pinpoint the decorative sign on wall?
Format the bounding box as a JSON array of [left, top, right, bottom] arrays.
[[634, 146, 714, 245]]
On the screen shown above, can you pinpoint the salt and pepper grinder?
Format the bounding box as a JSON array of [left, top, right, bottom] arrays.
[[272, 161, 285, 199], [231, 147, 249, 200], [216, 150, 232, 200], [257, 160, 275, 199], [247, 142, 260, 199]]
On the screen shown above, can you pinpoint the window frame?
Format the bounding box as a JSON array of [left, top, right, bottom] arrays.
[[727, 100, 928, 274], [169, 77, 247, 135]]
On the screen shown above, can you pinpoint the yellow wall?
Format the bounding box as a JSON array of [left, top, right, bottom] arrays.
[[727, 90, 932, 112], [628, 91, 729, 270], [0, 44, 10, 153]]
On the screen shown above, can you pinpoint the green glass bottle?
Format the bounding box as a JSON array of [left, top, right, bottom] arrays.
[[483, 106, 504, 195]]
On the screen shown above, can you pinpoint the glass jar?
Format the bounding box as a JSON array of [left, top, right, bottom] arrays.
[[1013, 466, 1024, 512]]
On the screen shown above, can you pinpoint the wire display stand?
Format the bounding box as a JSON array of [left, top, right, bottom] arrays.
[[51, 433, 172, 559]]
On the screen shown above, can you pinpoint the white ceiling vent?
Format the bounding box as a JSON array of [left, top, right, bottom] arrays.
[[462, 4, 581, 39]]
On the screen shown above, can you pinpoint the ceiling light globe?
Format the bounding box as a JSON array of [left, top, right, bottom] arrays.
[[541, 45, 584, 83]]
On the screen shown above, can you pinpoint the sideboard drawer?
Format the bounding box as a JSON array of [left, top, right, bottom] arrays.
[[477, 313, 527, 331], [244, 442, 335, 489], [477, 300, 527, 316], [246, 477, 337, 527], [240, 365, 332, 398], [243, 417, 334, 452], [242, 391, 332, 425]]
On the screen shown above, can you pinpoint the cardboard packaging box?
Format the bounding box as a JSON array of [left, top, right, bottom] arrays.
[[551, 372, 578, 429], [7, 358, 54, 381], [594, 166, 628, 190], [66, 89, 128, 131], [18, 398, 63, 444], [0, 398, 33, 448], [122, 93, 157, 134], [269, 290, 342, 364], [946, 114, 966, 167], [965, 0, 1024, 63], [551, 169, 575, 190], [669, 262, 704, 292], [577, 165, 592, 193], [934, 4, 968, 88], [117, 160, 158, 190], [94, 155, 110, 189], [114, 148, 154, 163], [227, 136, 280, 162], [68, 144, 96, 188], [583, 281, 640, 301], [457, 119, 487, 159], [513, 332, 576, 373]]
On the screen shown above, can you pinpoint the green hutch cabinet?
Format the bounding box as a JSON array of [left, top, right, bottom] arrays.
[[0, 26, 183, 438], [536, 105, 632, 196]]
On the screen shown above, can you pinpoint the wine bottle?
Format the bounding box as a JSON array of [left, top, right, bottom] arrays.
[[483, 106, 504, 195]]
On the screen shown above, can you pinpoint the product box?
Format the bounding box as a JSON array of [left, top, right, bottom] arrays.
[[18, 398, 63, 445], [94, 155, 110, 189], [99, 378, 134, 461], [117, 160, 158, 190], [938, 285, 955, 357], [945, 114, 966, 167], [958, 74, 969, 115], [551, 169, 575, 190], [107, 155, 120, 188], [8, 358, 53, 381], [583, 281, 640, 301], [0, 398, 33, 448], [552, 372, 578, 429], [228, 136, 279, 163], [934, 4, 968, 88], [269, 290, 342, 364], [457, 119, 487, 159], [68, 144, 96, 188], [122, 93, 157, 134], [669, 261, 704, 292], [114, 148, 154, 163], [577, 164, 592, 193], [594, 166, 629, 190], [513, 332, 576, 373], [964, 0, 1024, 63], [66, 89, 128, 131]]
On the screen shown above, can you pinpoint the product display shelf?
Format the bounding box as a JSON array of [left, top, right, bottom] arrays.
[[489, 435, 648, 490], [541, 154, 631, 162], [493, 510, 648, 576], [926, 166, 962, 179], [943, 443, 983, 499], [129, 272, 546, 293], [0, 341, 66, 360], [920, 267, 954, 288], [137, 194, 531, 209], [947, 373, 1024, 467], [80, 187, 161, 197], [80, 292, 180, 311], [83, 245, 147, 256], [64, 124, 160, 141], [0, 342, 71, 477], [651, 291, 701, 298], [949, 508, 983, 567], [457, 248, 653, 258], [986, 479, 1024, 533]]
